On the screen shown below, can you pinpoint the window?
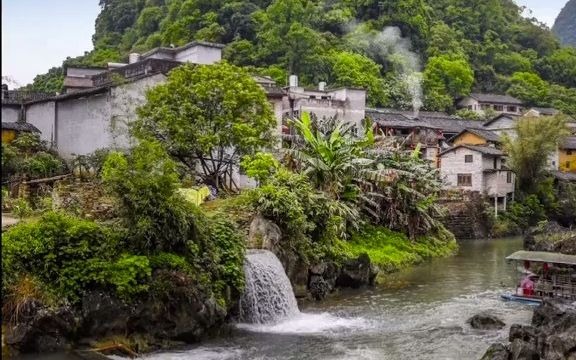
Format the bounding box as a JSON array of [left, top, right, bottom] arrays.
[[465, 155, 473, 163], [309, 95, 316, 99], [508, 106, 517, 112], [568, 150, 573, 155], [467, 105, 473, 110], [507, 172, 512, 183], [567, 161, 571, 169], [457, 174, 472, 187], [494, 157, 498, 169], [493, 105, 504, 111]]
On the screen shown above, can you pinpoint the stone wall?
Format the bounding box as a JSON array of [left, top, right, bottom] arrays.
[[440, 192, 491, 240]]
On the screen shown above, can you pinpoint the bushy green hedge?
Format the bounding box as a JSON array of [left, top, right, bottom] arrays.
[[2, 211, 150, 302], [342, 225, 457, 273]]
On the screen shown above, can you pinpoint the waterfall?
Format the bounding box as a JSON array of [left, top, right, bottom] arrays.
[[239, 250, 300, 324]]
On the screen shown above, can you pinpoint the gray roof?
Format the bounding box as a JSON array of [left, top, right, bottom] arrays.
[[529, 107, 559, 116], [469, 93, 523, 105], [483, 113, 520, 127], [506, 251, 576, 266], [561, 136, 576, 150], [449, 128, 501, 143], [551, 171, 576, 182], [425, 117, 483, 134], [440, 144, 504, 157], [1, 122, 40, 133], [367, 110, 441, 130]]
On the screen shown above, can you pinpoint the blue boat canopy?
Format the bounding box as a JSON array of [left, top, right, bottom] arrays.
[[506, 251, 576, 266]]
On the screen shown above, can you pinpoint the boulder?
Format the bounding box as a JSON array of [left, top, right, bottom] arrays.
[[335, 253, 377, 288], [247, 215, 281, 250], [509, 324, 539, 344], [5, 304, 78, 353], [80, 291, 132, 338], [480, 343, 510, 360], [468, 313, 506, 330], [532, 298, 575, 329], [509, 339, 540, 360], [309, 275, 331, 301]]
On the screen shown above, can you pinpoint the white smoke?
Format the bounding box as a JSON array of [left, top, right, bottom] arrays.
[[345, 25, 423, 116]]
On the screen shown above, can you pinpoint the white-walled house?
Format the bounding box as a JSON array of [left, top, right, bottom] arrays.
[[440, 144, 515, 210], [457, 93, 523, 116]]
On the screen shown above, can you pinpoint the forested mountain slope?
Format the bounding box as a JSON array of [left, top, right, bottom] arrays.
[[553, 0, 576, 47], [25, 0, 576, 114]]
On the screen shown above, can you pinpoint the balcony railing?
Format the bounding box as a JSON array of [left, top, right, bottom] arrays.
[[91, 58, 182, 87], [1, 90, 55, 104]]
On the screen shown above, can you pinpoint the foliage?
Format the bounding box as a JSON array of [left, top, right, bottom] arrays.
[[2, 133, 66, 181], [1, 211, 148, 302], [102, 141, 191, 253], [11, 198, 32, 220], [342, 225, 457, 273], [506, 195, 547, 229], [502, 115, 569, 194], [423, 55, 474, 111], [134, 62, 276, 190], [21, 67, 63, 94], [240, 152, 280, 184]]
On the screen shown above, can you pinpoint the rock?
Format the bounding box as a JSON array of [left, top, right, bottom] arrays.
[[532, 298, 575, 329], [542, 326, 576, 360], [480, 343, 510, 360], [5, 305, 77, 353], [129, 270, 226, 343], [509, 324, 539, 344], [335, 253, 377, 288], [80, 291, 131, 338], [509, 339, 540, 360], [309, 275, 331, 301], [247, 215, 281, 250], [468, 313, 506, 330]]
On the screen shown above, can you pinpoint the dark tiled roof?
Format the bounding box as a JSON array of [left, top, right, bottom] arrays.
[[366, 110, 441, 129], [367, 109, 483, 133], [551, 171, 576, 182], [469, 93, 523, 105], [425, 118, 483, 134], [440, 144, 504, 156], [562, 136, 576, 150], [529, 107, 559, 116], [2, 122, 40, 133], [483, 113, 520, 127], [449, 128, 501, 143]]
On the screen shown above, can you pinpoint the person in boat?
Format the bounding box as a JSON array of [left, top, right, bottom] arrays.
[[520, 274, 537, 296]]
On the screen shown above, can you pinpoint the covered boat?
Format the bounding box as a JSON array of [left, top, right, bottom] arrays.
[[502, 250, 576, 304]]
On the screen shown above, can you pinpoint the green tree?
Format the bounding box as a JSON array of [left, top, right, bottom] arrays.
[[502, 115, 569, 194], [536, 47, 576, 88], [423, 55, 474, 111], [507, 72, 551, 107], [134, 62, 276, 190], [327, 51, 388, 107]]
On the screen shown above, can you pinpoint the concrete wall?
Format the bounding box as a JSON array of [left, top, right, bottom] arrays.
[[56, 93, 112, 158], [26, 101, 56, 144], [440, 147, 485, 192], [175, 45, 222, 65], [2, 106, 20, 122], [484, 171, 515, 196], [458, 97, 479, 111]]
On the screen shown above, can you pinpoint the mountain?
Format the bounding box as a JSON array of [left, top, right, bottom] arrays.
[[553, 0, 576, 46], [22, 0, 576, 114]]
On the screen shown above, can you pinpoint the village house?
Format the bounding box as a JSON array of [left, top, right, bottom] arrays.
[[457, 93, 523, 116], [558, 136, 576, 173], [439, 144, 515, 211], [448, 128, 502, 147]]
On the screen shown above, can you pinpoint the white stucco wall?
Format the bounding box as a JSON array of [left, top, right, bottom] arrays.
[[440, 147, 485, 192], [458, 97, 479, 111], [2, 106, 20, 123], [26, 101, 56, 144], [484, 171, 515, 196], [175, 45, 222, 65]]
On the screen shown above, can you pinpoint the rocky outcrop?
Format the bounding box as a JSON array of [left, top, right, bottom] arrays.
[[468, 313, 505, 330], [335, 253, 377, 289], [480, 299, 576, 360], [5, 270, 227, 355], [524, 222, 576, 255]]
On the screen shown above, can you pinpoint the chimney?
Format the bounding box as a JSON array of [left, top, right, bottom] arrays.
[[289, 75, 298, 88], [129, 53, 141, 64], [318, 81, 326, 91]]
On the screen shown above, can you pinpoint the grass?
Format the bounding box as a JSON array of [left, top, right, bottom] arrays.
[[341, 225, 458, 274]]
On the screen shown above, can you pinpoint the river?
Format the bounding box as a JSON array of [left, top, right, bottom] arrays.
[[20, 237, 534, 360], [131, 237, 533, 360]]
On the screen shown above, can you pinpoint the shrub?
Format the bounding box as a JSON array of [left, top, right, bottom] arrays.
[[11, 198, 32, 219], [2, 211, 150, 302], [507, 195, 547, 229]]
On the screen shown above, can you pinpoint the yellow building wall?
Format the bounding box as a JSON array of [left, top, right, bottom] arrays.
[[559, 149, 576, 173], [1, 130, 16, 144], [453, 132, 487, 146]]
